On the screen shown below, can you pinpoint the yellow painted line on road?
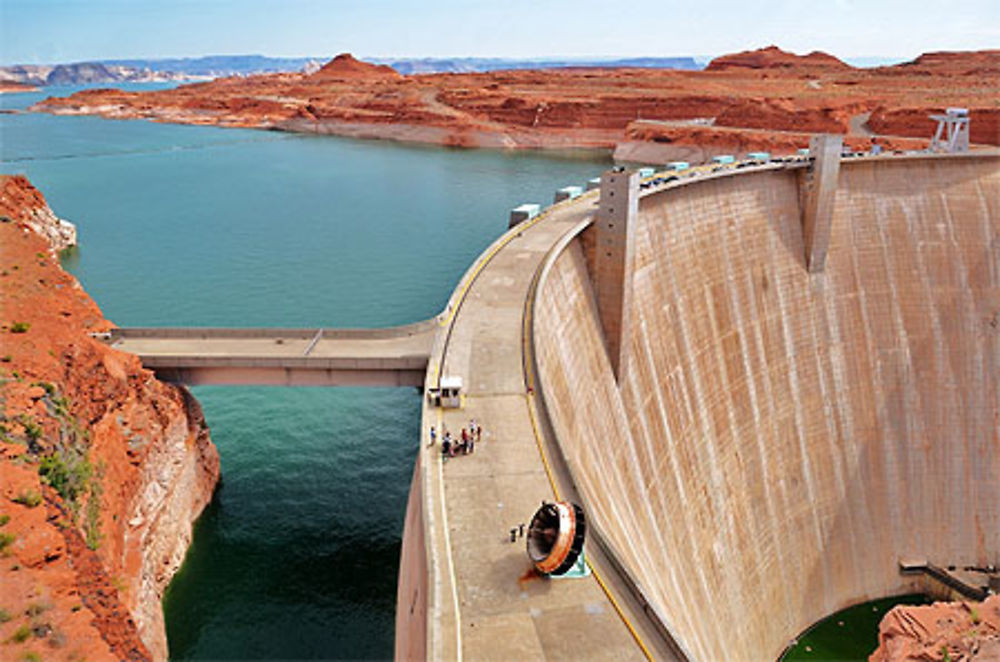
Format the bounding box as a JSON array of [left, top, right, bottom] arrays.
[[519, 215, 655, 662], [521, 285, 562, 501], [438, 202, 563, 330], [588, 563, 655, 661], [433, 186, 651, 661], [427, 211, 548, 661], [433, 405, 463, 662], [524, 390, 561, 501]]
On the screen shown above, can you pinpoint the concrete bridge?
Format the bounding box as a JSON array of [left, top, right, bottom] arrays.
[[108, 320, 436, 387]]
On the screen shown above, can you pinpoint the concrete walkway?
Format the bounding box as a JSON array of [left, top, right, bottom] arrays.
[[109, 323, 435, 386], [420, 190, 675, 661]]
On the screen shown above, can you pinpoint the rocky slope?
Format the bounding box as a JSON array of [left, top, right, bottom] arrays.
[[0, 175, 220, 661], [870, 596, 1000, 661], [31, 47, 1000, 154]]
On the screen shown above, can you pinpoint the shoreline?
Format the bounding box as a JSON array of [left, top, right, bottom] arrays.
[[27, 47, 999, 159], [29, 104, 947, 161]]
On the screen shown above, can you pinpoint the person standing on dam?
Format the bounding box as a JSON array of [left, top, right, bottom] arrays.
[[429, 425, 437, 447]]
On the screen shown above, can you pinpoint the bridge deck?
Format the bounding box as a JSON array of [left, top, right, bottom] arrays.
[[110, 324, 437, 387]]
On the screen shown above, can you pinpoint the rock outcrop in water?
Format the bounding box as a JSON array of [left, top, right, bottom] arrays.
[[30, 47, 1000, 153], [870, 596, 1000, 661], [0, 175, 220, 661], [0, 176, 77, 253]]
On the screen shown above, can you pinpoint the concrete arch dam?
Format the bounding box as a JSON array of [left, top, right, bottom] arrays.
[[531, 153, 1000, 659]]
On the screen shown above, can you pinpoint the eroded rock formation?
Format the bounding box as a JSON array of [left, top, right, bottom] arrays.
[[0, 175, 77, 253], [870, 596, 1000, 661], [0, 175, 220, 661], [31, 47, 1000, 153], [310, 52, 403, 81], [704, 44, 851, 71]]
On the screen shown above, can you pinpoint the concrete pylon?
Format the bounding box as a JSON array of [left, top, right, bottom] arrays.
[[594, 169, 639, 383], [800, 134, 842, 272]]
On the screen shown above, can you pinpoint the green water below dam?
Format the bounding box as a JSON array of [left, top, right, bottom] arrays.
[[781, 594, 931, 662]]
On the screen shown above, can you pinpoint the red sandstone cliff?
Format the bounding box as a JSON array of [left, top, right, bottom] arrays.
[[870, 596, 1000, 661], [0, 175, 220, 661], [31, 48, 1000, 154]]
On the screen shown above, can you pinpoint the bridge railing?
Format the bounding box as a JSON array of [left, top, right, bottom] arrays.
[[108, 317, 440, 343]]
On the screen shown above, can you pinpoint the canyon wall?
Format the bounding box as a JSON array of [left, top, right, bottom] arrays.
[[532, 155, 1000, 659], [0, 175, 220, 661]]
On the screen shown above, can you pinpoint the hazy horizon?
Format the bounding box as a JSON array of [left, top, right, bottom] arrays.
[[0, 51, 918, 69], [3, 0, 997, 67]]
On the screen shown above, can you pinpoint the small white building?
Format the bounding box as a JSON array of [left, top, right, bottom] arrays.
[[428, 376, 463, 408]]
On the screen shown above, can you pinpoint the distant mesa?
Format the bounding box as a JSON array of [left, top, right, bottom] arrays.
[[706, 45, 851, 71], [46, 62, 118, 85], [310, 53, 402, 81], [892, 49, 1000, 75]]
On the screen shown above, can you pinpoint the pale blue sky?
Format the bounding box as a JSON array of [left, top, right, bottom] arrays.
[[2, 0, 998, 65]]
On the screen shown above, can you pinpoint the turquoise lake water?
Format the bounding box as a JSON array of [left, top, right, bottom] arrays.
[[1, 86, 609, 659]]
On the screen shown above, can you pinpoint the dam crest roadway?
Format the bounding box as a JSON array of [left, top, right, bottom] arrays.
[[109, 145, 1000, 661]]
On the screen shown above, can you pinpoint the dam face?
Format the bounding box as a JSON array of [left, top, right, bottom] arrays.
[[532, 155, 1000, 659]]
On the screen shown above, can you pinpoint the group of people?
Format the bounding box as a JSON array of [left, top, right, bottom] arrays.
[[429, 420, 482, 458]]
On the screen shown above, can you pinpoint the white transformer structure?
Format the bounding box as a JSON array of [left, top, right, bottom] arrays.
[[929, 107, 970, 153]]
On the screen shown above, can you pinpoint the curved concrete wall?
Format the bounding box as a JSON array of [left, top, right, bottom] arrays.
[[533, 156, 1000, 660]]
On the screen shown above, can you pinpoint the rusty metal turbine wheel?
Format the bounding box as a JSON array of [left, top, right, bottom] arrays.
[[526, 501, 586, 576]]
